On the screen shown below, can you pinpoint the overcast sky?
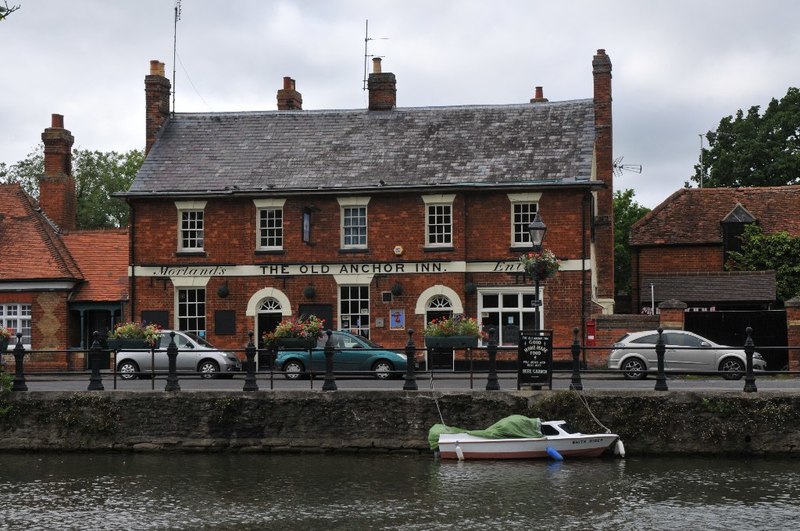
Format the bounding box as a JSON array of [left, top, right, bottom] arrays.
[[2, 0, 799, 208]]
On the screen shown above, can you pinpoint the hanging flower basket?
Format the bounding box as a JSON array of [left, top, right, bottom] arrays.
[[519, 249, 560, 281]]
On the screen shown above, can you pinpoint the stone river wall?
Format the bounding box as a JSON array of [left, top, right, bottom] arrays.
[[2, 390, 800, 456]]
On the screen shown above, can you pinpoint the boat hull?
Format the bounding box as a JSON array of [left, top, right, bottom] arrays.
[[437, 433, 619, 460]]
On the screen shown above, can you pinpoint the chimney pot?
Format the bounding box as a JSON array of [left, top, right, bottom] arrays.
[[283, 76, 295, 90], [150, 59, 165, 77], [51, 113, 64, 128], [372, 57, 382, 74], [530, 86, 548, 103]]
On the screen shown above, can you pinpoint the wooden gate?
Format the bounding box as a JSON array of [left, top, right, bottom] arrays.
[[684, 310, 787, 370]]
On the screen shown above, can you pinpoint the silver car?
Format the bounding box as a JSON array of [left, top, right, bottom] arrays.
[[114, 330, 241, 380], [608, 329, 766, 380]]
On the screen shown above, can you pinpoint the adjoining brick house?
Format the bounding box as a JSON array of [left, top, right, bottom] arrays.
[[627, 186, 800, 369], [0, 115, 129, 360], [629, 186, 800, 313], [122, 51, 616, 367]]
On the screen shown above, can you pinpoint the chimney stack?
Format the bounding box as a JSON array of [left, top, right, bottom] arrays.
[[368, 58, 396, 111], [39, 114, 76, 230], [530, 86, 549, 103], [277, 76, 303, 110], [591, 48, 615, 310], [145, 59, 171, 156]]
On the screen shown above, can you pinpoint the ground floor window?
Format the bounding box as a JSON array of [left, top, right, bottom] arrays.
[[0, 303, 32, 347], [478, 288, 538, 346], [178, 288, 206, 336], [340, 285, 369, 338]]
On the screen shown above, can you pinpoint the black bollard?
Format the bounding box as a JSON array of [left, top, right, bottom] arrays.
[[743, 327, 757, 393], [403, 329, 419, 391], [322, 330, 337, 391], [243, 331, 259, 392], [654, 327, 668, 391], [486, 327, 500, 391], [87, 331, 105, 391], [164, 331, 180, 392], [11, 332, 28, 392], [569, 327, 583, 391]]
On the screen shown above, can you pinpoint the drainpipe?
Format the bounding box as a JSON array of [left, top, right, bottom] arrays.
[[129, 201, 136, 320]]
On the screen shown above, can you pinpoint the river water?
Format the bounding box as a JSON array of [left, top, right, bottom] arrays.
[[1, 452, 798, 530]]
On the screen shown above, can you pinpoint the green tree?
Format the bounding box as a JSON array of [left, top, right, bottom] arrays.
[[0, 147, 143, 229], [613, 189, 650, 298], [726, 224, 800, 302], [692, 87, 800, 187], [0, 146, 42, 195]]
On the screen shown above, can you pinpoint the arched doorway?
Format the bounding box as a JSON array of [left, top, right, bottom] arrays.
[[256, 297, 284, 370]]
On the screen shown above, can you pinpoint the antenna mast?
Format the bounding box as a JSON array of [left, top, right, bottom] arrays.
[[612, 157, 643, 177], [362, 19, 389, 90], [172, 0, 182, 114]]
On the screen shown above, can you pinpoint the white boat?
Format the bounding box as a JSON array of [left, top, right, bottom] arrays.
[[436, 420, 623, 460]]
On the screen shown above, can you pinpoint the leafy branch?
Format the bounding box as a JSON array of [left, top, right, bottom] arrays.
[[0, 2, 21, 21]]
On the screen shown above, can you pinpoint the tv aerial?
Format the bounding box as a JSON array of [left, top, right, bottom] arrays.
[[363, 19, 390, 90], [613, 157, 642, 177]]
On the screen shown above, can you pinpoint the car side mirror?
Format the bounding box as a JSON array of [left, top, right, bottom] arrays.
[[700, 341, 710, 347]]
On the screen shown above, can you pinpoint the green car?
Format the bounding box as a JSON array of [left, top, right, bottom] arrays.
[[274, 331, 409, 380]]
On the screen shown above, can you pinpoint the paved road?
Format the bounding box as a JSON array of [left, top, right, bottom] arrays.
[[11, 370, 800, 393]]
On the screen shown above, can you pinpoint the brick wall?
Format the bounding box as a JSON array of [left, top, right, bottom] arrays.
[[632, 245, 723, 308], [130, 188, 597, 352]]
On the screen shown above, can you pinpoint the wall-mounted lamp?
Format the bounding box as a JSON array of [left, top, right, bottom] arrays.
[[217, 281, 230, 298], [303, 285, 317, 299], [391, 282, 404, 296]]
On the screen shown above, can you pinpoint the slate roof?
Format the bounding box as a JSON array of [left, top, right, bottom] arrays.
[[630, 186, 800, 246], [129, 100, 597, 196], [0, 183, 82, 282], [643, 271, 776, 303], [61, 229, 129, 302]]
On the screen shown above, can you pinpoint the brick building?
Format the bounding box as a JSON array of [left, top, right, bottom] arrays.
[[629, 186, 800, 313], [123, 51, 616, 366], [1, 115, 129, 357]]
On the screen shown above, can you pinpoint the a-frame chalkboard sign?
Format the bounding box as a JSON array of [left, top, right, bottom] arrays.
[[517, 329, 553, 390]]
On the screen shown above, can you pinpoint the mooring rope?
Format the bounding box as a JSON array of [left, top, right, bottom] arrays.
[[574, 387, 611, 434], [429, 372, 447, 426]]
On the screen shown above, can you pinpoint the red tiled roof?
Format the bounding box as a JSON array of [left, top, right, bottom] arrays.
[[630, 186, 800, 246], [61, 229, 129, 302], [0, 183, 83, 282]]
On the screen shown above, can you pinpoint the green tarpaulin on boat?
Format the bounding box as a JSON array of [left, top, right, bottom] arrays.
[[428, 415, 543, 450]]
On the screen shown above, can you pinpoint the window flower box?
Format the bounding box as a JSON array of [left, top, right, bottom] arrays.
[[424, 335, 479, 349], [263, 315, 325, 350], [423, 314, 485, 349]]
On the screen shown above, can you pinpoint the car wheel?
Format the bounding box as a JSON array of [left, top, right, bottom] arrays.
[[282, 360, 305, 380], [720, 358, 745, 380], [117, 360, 139, 380], [621, 357, 647, 380], [372, 360, 394, 379], [198, 360, 220, 379]]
